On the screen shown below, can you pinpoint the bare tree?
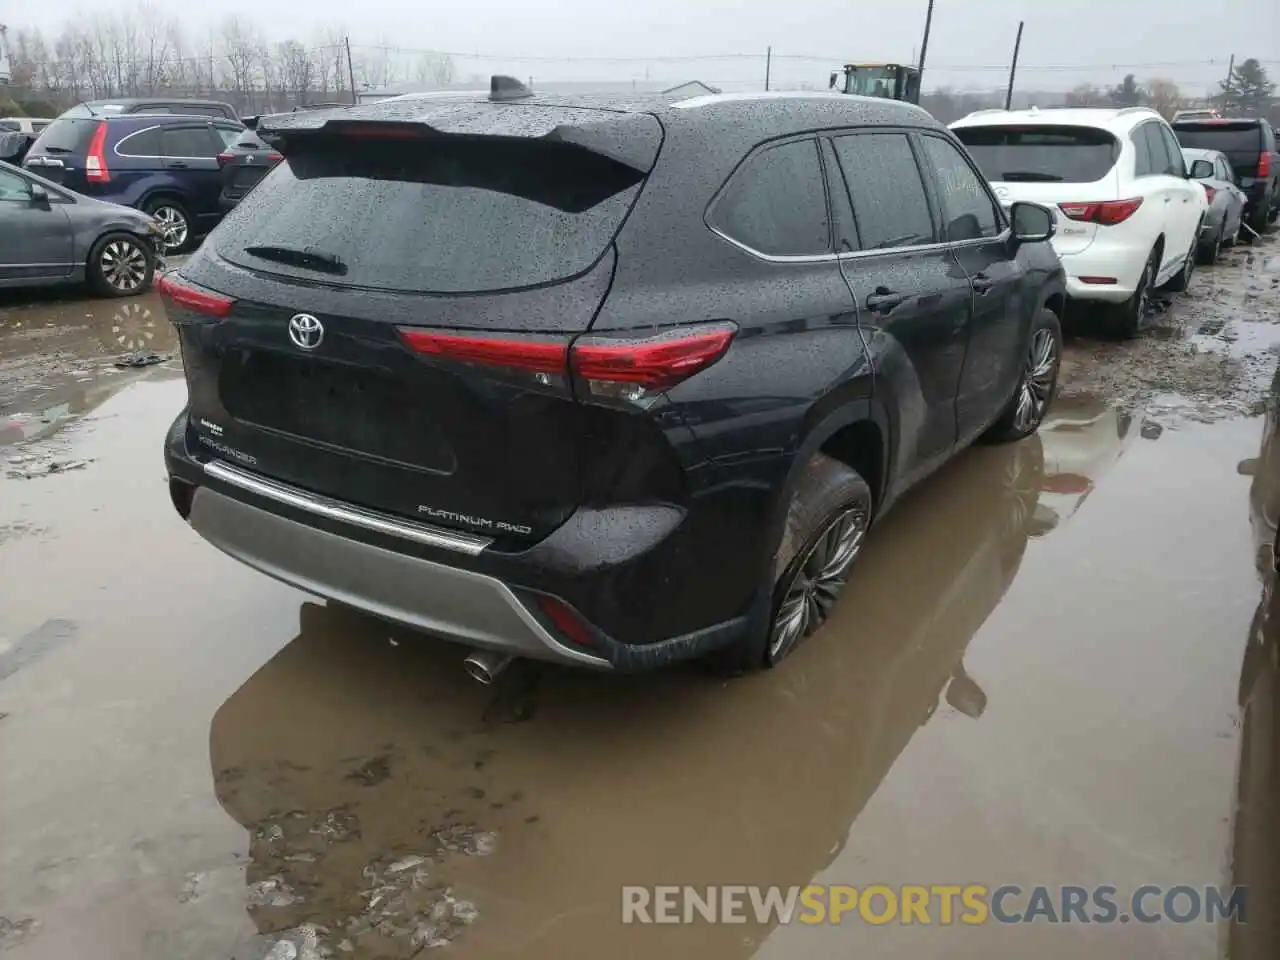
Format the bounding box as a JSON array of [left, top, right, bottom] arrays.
[[1065, 83, 1106, 107], [136, 4, 172, 94], [278, 39, 315, 104], [414, 52, 455, 88], [220, 15, 260, 110], [1146, 77, 1181, 119]]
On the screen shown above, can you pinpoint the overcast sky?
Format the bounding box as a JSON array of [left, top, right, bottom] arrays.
[[8, 0, 1280, 93]]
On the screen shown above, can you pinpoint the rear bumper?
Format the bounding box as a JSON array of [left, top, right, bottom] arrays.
[[165, 411, 753, 671], [1061, 240, 1151, 303]]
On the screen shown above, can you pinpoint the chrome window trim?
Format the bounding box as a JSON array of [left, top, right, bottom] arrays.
[[203, 459, 493, 556]]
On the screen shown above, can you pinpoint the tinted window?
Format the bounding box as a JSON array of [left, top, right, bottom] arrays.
[[1131, 127, 1154, 176], [0, 120, 18, 132], [920, 136, 1001, 241], [832, 133, 935, 249], [712, 139, 830, 256], [1159, 125, 1186, 176], [1173, 122, 1263, 153], [1142, 124, 1174, 176], [32, 121, 49, 132], [219, 137, 645, 294], [31, 117, 96, 153], [162, 126, 219, 158], [116, 127, 163, 157], [214, 126, 244, 148], [953, 125, 1119, 183], [0, 168, 30, 201], [173, 104, 228, 117]]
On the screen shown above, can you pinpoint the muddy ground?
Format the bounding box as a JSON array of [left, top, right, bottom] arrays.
[[2, 236, 1280, 959]]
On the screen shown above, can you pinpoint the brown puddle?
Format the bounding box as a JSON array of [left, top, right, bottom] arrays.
[[2, 243, 1280, 958]]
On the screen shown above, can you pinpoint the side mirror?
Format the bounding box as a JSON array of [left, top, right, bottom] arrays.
[[1010, 201, 1055, 244], [1189, 159, 1214, 180], [829, 72, 839, 90], [29, 183, 49, 203]]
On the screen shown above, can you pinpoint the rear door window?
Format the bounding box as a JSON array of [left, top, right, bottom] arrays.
[[1142, 124, 1175, 176], [831, 132, 936, 250], [919, 135, 1002, 241], [1158, 125, 1186, 176], [710, 138, 831, 257], [952, 125, 1119, 183], [162, 126, 220, 158], [218, 136, 646, 294]]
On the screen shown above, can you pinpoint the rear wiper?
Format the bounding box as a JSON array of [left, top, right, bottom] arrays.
[[41, 146, 72, 154], [1001, 171, 1064, 182], [243, 244, 348, 275]]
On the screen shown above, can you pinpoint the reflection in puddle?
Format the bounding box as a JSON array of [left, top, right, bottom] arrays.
[[208, 435, 1055, 957]]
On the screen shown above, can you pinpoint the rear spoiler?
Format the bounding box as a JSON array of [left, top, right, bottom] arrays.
[[258, 95, 663, 173]]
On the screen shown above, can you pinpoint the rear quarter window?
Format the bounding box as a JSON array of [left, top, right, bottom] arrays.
[[709, 139, 831, 257], [952, 125, 1119, 183], [217, 136, 646, 294]]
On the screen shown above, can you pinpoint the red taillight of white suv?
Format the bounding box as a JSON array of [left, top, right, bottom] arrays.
[[1057, 198, 1143, 226]]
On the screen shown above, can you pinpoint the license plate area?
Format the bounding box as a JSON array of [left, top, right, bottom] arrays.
[[219, 350, 452, 471]]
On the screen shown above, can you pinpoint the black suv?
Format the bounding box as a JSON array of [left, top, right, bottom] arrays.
[[54, 98, 240, 122], [161, 80, 1065, 676], [1173, 118, 1279, 232]]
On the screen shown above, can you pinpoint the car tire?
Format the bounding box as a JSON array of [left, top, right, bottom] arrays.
[[1107, 247, 1157, 339], [707, 454, 872, 675], [1250, 203, 1270, 234], [143, 197, 193, 254], [1197, 224, 1223, 265], [981, 308, 1062, 444], [86, 232, 155, 298], [1164, 233, 1198, 293]]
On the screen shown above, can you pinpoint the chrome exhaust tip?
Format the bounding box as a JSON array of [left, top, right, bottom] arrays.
[[463, 650, 513, 685]]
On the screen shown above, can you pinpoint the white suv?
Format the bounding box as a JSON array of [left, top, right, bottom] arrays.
[[951, 107, 1208, 337]]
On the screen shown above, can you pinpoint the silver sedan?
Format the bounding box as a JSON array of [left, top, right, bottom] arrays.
[[1183, 147, 1248, 263]]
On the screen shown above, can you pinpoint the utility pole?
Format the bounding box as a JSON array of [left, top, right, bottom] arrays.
[[1004, 21, 1024, 110], [345, 36, 357, 105], [1222, 54, 1235, 110], [765, 46, 772, 91], [916, 0, 936, 91]]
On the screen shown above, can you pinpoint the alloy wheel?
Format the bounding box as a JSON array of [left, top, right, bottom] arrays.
[[152, 206, 188, 251], [1012, 327, 1057, 434], [769, 505, 868, 662], [100, 240, 148, 293]]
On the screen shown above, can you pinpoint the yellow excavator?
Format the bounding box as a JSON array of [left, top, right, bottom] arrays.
[[828, 63, 922, 105]]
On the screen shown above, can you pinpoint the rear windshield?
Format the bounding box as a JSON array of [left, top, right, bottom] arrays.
[[31, 117, 96, 153], [0, 119, 18, 132], [1173, 122, 1262, 153], [952, 125, 1120, 183], [217, 136, 645, 294]]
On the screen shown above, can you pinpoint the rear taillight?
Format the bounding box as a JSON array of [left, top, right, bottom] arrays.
[[216, 152, 233, 168], [85, 121, 110, 183], [266, 151, 283, 162], [1058, 197, 1143, 226], [1203, 185, 1218, 204], [156, 273, 234, 319], [1260, 151, 1272, 178], [398, 322, 737, 402]]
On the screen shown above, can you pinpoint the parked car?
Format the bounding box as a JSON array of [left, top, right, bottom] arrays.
[[0, 117, 53, 134], [161, 80, 1065, 677], [951, 107, 1208, 339], [52, 98, 239, 122], [0, 130, 37, 165], [1182, 147, 1248, 261], [1172, 117, 1279, 233], [0, 159, 164, 296], [217, 130, 283, 211], [22, 113, 246, 252]]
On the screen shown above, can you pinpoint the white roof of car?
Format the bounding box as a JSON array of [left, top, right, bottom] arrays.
[[950, 106, 1163, 132]]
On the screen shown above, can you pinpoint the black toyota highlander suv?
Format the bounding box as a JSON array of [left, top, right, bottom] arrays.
[[161, 77, 1066, 677]]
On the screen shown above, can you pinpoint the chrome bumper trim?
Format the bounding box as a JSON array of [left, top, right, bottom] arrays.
[[203, 459, 492, 556]]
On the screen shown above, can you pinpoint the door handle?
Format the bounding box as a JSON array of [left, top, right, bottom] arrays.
[[971, 274, 995, 294], [168, 161, 189, 169], [865, 288, 907, 313]]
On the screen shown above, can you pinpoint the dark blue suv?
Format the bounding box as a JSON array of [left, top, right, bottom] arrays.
[[24, 113, 244, 252]]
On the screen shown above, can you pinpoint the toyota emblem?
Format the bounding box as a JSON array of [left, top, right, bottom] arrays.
[[288, 313, 324, 350]]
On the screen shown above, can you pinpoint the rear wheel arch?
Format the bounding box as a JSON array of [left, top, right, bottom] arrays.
[[1043, 290, 1066, 321]]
